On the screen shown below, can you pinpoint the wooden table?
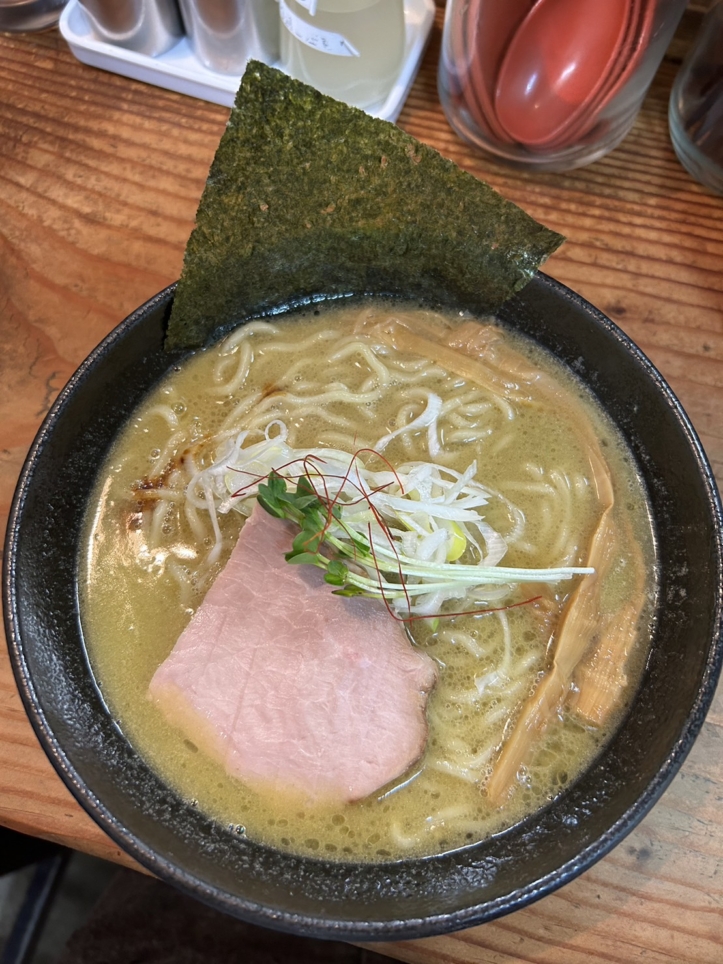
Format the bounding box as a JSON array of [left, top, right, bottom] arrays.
[[1, 5, 722, 962]]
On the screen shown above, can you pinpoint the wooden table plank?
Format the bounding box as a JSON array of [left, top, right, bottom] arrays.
[[1, 6, 722, 962]]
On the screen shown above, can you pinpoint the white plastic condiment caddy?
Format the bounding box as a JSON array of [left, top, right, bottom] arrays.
[[59, 0, 435, 121]]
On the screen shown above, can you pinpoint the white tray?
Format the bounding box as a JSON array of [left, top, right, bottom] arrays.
[[59, 0, 435, 121]]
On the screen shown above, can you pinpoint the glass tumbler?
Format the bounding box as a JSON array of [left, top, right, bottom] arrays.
[[279, 0, 406, 111], [669, 0, 723, 194], [438, 0, 689, 172]]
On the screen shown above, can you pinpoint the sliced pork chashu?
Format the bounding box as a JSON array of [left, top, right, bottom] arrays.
[[149, 505, 437, 803]]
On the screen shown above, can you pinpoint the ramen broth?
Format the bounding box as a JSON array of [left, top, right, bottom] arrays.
[[80, 303, 656, 860]]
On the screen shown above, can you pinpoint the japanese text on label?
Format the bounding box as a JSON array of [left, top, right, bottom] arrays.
[[280, 0, 361, 57]]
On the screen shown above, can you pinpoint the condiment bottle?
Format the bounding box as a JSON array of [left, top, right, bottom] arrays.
[[669, 0, 723, 195], [178, 0, 280, 74], [0, 0, 67, 32], [78, 0, 183, 57], [438, 0, 689, 172], [278, 0, 405, 110]]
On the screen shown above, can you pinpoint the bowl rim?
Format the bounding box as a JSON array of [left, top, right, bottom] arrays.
[[4, 275, 723, 940]]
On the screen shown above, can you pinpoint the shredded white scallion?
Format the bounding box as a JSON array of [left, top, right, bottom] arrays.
[[183, 419, 594, 617]]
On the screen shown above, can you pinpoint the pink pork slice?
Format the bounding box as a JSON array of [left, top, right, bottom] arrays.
[[149, 504, 437, 803]]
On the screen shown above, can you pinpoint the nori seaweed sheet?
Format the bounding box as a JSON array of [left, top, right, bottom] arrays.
[[167, 62, 564, 350]]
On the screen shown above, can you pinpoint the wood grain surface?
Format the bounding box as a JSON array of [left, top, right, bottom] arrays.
[[1, 5, 722, 962]]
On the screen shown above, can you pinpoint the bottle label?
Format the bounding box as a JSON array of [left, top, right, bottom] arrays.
[[279, 0, 361, 57]]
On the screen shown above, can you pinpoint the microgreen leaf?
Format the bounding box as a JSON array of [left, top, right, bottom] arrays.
[[290, 493, 322, 512], [292, 527, 322, 555], [256, 489, 284, 519], [257, 470, 289, 518], [285, 551, 325, 567], [332, 585, 367, 598], [296, 475, 317, 498], [324, 560, 349, 586]]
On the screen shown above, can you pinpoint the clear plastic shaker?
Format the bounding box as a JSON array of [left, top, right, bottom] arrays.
[[438, 0, 689, 172], [669, 0, 723, 195]]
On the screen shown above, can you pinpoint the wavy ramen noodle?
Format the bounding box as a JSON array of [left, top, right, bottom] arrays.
[[80, 303, 656, 861]]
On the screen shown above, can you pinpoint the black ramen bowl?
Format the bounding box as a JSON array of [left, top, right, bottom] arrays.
[[4, 277, 723, 940]]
